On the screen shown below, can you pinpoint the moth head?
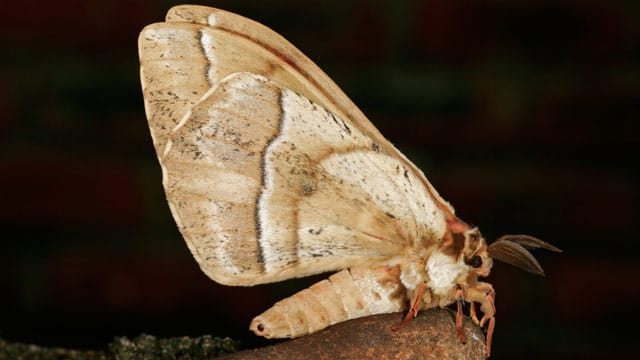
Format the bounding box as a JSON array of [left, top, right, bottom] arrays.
[[441, 219, 493, 277], [487, 234, 562, 276], [460, 228, 493, 277]]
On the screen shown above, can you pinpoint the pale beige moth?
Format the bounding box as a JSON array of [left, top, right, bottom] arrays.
[[138, 5, 560, 357]]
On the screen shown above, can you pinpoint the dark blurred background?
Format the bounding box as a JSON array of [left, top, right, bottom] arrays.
[[1, 0, 638, 358]]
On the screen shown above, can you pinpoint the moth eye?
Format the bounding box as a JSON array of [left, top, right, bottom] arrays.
[[469, 255, 483, 268]]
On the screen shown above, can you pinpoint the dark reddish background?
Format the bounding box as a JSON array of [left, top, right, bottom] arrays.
[[1, 1, 638, 359]]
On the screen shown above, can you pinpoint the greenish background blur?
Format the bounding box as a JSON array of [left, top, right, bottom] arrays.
[[1, 0, 638, 358]]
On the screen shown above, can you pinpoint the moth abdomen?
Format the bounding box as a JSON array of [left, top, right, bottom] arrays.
[[250, 266, 406, 338]]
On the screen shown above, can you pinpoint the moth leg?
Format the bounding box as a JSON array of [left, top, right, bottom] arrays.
[[485, 309, 496, 358], [455, 286, 467, 344], [466, 282, 496, 357], [469, 302, 480, 325], [389, 282, 426, 331], [482, 289, 496, 358]]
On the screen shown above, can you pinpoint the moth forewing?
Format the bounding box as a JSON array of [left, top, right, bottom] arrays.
[[160, 70, 446, 285]]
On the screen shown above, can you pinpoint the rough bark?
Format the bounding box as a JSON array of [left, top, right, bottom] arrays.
[[221, 308, 486, 360], [0, 309, 486, 359]]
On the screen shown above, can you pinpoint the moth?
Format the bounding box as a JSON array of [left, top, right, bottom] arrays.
[[138, 5, 560, 357]]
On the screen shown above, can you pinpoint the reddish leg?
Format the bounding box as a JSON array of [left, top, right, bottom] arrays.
[[390, 282, 426, 331], [479, 289, 496, 357], [466, 283, 496, 358], [455, 286, 467, 344], [469, 302, 480, 325], [485, 314, 495, 357], [479, 289, 495, 327]]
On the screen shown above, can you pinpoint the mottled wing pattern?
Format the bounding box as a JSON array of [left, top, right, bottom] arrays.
[[160, 72, 446, 285]]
